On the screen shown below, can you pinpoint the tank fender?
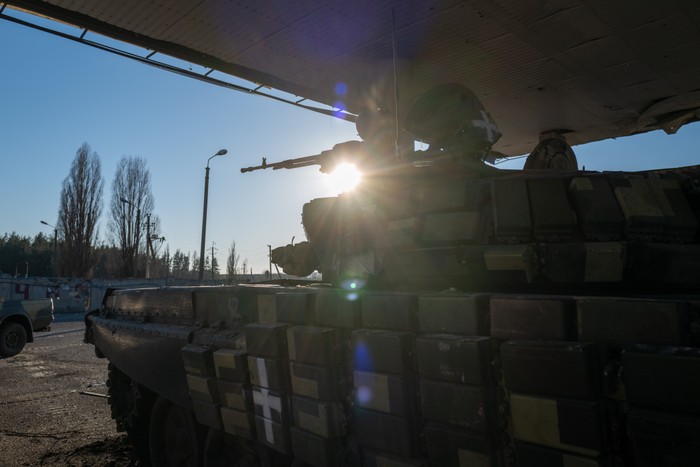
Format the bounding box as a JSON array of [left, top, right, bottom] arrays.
[[90, 316, 193, 410]]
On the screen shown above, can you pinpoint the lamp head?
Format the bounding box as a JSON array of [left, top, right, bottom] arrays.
[[207, 149, 228, 167]]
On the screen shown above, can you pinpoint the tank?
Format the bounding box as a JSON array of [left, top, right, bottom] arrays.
[[85, 85, 700, 466]]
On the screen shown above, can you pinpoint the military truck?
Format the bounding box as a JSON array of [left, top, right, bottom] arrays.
[[84, 84, 700, 467], [0, 298, 54, 357]]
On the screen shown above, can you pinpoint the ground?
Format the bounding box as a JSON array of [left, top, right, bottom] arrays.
[[0, 314, 138, 466]]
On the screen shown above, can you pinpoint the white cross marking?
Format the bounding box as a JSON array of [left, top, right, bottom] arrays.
[[253, 387, 282, 443], [472, 110, 499, 142], [256, 357, 269, 388]]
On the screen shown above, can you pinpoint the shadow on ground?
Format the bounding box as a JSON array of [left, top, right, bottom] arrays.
[[38, 434, 140, 467]]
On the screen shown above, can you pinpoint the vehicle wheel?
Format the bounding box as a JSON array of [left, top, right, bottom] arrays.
[[0, 322, 27, 357], [204, 429, 257, 467], [107, 363, 154, 464], [149, 396, 205, 467]]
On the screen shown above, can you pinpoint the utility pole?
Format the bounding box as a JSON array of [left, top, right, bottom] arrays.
[[144, 214, 165, 280], [135, 206, 141, 277], [120, 197, 140, 278], [268, 244, 272, 280], [146, 213, 151, 279], [211, 242, 216, 280], [51, 229, 57, 276]]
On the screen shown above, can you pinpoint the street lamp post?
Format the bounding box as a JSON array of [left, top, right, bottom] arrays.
[[120, 197, 141, 278], [199, 149, 228, 281], [146, 213, 152, 279], [40, 220, 58, 276]]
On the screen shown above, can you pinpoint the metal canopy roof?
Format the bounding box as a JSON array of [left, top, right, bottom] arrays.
[[4, 0, 700, 156]]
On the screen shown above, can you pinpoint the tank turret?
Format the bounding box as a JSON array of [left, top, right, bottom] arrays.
[[247, 84, 700, 293]]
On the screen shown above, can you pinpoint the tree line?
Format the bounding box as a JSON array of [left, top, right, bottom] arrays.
[[0, 231, 235, 280], [2, 143, 249, 280]]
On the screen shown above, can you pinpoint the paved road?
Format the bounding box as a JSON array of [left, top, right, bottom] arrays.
[[0, 315, 137, 466]]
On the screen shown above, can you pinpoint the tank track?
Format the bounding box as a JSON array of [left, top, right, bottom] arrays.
[[106, 362, 157, 463]]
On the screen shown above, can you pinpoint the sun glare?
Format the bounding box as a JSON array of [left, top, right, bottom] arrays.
[[326, 163, 362, 193]]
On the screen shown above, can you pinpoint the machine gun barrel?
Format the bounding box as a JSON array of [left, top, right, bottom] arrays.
[[240, 152, 325, 173]]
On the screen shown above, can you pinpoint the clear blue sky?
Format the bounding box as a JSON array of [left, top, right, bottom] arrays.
[[1, 9, 699, 275]]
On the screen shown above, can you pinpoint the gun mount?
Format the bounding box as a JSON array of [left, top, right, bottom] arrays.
[[242, 84, 505, 177], [241, 141, 367, 174]]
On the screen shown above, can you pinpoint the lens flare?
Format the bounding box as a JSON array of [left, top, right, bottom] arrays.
[[341, 278, 366, 290], [325, 163, 361, 193], [335, 82, 348, 95], [356, 385, 372, 404], [353, 341, 372, 371], [340, 278, 365, 301]]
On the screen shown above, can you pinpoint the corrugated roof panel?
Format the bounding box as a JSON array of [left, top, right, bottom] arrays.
[[590, 0, 681, 30], [564, 37, 631, 75], [529, 5, 611, 50], [172, 1, 308, 58], [6, 0, 700, 156], [621, 14, 700, 64], [416, 1, 510, 50]]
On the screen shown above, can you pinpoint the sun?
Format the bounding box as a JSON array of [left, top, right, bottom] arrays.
[[325, 163, 362, 193]]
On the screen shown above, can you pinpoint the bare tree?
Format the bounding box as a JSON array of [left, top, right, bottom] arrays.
[[226, 240, 240, 283], [57, 143, 103, 277], [109, 156, 154, 278]]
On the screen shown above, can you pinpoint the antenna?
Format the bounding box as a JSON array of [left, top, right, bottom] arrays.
[[392, 8, 401, 161]]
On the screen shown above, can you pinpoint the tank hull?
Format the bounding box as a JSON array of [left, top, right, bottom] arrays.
[[88, 284, 700, 466], [86, 165, 700, 465]]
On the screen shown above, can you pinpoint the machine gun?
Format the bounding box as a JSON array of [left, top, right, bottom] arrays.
[[241, 84, 508, 176], [241, 140, 366, 174], [241, 139, 506, 179]]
